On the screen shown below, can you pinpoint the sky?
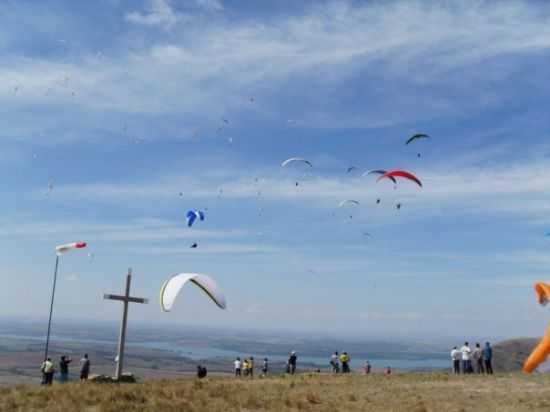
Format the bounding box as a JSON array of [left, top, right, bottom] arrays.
[[2, 0, 550, 340]]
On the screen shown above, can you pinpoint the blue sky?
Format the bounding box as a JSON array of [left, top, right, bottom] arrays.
[[2, 0, 550, 340]]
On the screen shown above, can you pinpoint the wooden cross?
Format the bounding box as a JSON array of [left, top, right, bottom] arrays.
[[104, 268, 148, 380]]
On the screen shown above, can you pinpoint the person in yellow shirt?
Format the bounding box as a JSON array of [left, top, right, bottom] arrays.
[[339, 352, 351, 373]]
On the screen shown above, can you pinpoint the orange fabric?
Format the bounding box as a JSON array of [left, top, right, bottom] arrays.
[[523, 326, 550, 373], [523, 283, 550, 373], [534, 283, 550, 306]]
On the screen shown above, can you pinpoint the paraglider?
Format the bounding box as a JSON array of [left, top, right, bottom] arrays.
[[281, 158, 313, 168], [405, 133, 429, 145], [524, 283, 550, 373], [160, 273, 227, 312], [406, 134, 430, 158], [396, 203, 402, 210], [186, 210, 205, 227], [338, 200, 360, 207], [376, 198, 381, 204], [362, 170, 397, 184], [190, 243, 198, 249], [377, 170, 423, 188], [346, 166, 358, 174]]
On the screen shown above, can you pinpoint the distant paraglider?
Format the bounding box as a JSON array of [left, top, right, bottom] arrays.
[[363, 170, 397, 184], [338, 200, 360, 207], [377, 170, 423, 188], [281, 158, 313, 168], [160, 273, 227, 312], [346, 166, 359, 174], [186, 210, 205, 227], [405, 133, 429, 146], [190, 243, 198, 249]]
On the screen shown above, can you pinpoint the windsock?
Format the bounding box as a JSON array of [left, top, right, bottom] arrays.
[[56, 242, 87, 256]]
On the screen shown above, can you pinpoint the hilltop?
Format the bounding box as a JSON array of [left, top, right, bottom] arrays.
[[2, 372, 550, 412]]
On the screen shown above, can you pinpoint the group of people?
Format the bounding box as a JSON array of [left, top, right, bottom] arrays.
[[234, 356, 269, 377], [330, 351, 351, 373], [40, 354, 91, 385], [450, 342, 493, 374]]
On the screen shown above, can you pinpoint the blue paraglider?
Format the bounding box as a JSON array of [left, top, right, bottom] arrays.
[[186, 210, 205, 227]]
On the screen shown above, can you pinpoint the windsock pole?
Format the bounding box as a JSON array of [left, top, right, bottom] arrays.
[[44, 255, 60, 361]]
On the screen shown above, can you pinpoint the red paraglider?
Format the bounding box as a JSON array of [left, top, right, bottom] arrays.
[[377, 170, 423, 188]]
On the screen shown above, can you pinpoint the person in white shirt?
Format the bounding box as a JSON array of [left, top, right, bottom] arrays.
[[234, 357, 242, 377], [460, 342, 472, 374], [330, 352, 340, 373], [450, 347, 461, 374], [472, 343, 485, 374]]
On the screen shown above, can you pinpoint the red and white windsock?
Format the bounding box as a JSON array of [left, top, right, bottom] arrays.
[[55, 242, 87, 256]]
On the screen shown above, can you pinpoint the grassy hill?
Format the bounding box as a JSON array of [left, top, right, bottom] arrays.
[[493, 338, 539, 372], [2, 372, 550, 411]]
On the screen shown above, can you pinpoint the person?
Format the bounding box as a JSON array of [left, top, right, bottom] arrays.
[[80, 354, 90, 381], [450, 346, 461, 374], [234, 357, 242, 377], [288, 351, 297, 375], [340, 352, 350, 373], [473, 343, 485, 374], [40, 358, 55, 385], [249, 356, 255, 378], [364, 361, 371, 374], [484, 342, 493, 374], [197, 364, 207, 379], [386, 366, 392, 375], [262, 358, 269, 376], [460, 342, 472, 374], [242, 358, 250, 377], [59, 356, 72, 383], [330, 352, 340, 373]]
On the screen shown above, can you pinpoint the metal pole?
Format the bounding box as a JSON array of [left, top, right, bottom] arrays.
[[115, 268, 132, 380], [44, 255, 60, 361]]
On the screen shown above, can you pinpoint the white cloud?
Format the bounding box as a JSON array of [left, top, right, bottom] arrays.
[[2, 1, 550, 136], [125, 0, 183, 28]]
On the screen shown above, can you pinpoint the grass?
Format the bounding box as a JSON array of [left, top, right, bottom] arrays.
[[2, 372, 550, 411]]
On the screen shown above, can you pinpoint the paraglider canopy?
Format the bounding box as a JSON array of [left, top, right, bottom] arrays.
[[405, 133, 430, 145], [186, 210, 205, 227], [377, 170, 423, 188], [535, 283, 550, 306], [160, 273, 227, 312], [362, 169, 397, 184], [281, 157, 313, 168], [338, 200, 360, 207]]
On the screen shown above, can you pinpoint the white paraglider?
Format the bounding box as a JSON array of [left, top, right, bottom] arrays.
[[338, 200, 360, 207], [160, 273, 227, 312], [281, 157, 313, 168]]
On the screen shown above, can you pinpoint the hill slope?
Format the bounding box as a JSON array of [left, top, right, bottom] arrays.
[[493, 338, 539, 372], [2, 373, 550, 412]]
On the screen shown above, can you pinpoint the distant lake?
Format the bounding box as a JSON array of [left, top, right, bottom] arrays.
[[0, 333, 448, 371]]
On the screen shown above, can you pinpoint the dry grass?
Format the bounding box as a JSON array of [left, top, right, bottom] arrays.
[[2, 372, 550, 412]]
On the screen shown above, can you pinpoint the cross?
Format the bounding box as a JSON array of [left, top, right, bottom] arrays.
[[104, 268, 148, 381]]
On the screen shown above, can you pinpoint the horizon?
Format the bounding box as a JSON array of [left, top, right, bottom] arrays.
[[2, 0, 550, 341]]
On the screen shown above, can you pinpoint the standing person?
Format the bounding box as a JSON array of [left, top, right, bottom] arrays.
[[243, 358, 250, 377], [330, 352, 340, 373], [473, 343, 485, 374], [364, 361, 371, 374], [484, 342, 494, 374], [262, 358, 269, 376], [79, 354, 90, 381], [234, 357, 242, 377], [460, 342, 472, 374], [340, 352, 350, 373], [386, 366, 392, 375], [450, 347, 461, 374], [249, 357, 255, 378], [58, 356, 72, 383], [288, 351, 297, 375], [40, 358, 55, 385]]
